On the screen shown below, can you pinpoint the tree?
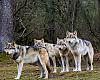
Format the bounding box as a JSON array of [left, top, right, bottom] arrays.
[[8, 0, 100, 52], [0, 0, 13, 51]]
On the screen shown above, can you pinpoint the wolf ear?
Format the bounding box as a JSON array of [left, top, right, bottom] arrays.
[[41, 38, 44, 43], [12, 41, 16, 47], [34, 39, 36, 43], [63, 38, 66, 42], [66, 31, 69, 36], [73, 30, 77, 36], [57, 37, 59, 41], [57, 37, 60, 44]]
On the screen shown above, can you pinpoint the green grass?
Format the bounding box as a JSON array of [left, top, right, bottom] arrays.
[[0, 53, 100, 80]]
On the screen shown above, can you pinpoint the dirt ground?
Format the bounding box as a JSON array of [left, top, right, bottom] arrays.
[[0, 53, 100, 80]]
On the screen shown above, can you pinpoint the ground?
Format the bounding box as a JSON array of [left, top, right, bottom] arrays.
[[0, 53, 100, 80]]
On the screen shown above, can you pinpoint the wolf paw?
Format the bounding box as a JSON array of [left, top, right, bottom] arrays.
[[44, 77, 48, 79], [73, 68, 78, 72], [53, 70, 57, 73], [38, 76, 43, 78], [60, 70, 66, 73], [86, 67, 89, 71], [14, 77, 20, 80], [39, 75, 44, 78], [65, 69, 69, 72], [78, 69, 81, 71], [73, 68, 81, 72]]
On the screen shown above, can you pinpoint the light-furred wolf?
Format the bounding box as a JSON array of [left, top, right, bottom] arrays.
[[4, 42, 50, 79], [65, 31, 94, 71], [34, 38, 70, 73]]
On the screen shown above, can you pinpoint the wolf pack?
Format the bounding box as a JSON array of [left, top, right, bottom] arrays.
[[4, 31, 94, 79]]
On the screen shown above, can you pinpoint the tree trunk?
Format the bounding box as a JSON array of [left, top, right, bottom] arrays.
[[0, 0, 13, 51], [45, 0, 56, 43], [98, 0, 100, 20]]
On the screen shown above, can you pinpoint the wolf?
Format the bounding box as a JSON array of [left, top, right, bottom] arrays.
[[57, 38, 73, 72], [4, 42, 50, 79], [34, 39, 68, 73], [65, 31, 94, 71]]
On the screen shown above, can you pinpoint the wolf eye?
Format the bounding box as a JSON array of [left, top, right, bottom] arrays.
[[66, 36, 69, 38], [71, 36, 75, 38], [35, 41, 37, 43]]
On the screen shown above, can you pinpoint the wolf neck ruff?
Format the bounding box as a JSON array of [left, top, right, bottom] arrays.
[[11, 48, 20, 60]]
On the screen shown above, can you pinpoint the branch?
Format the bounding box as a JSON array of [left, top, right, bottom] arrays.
[[14, 25, 58, 42], [13, 0, 28, 16], [14, 18, 26, 41], [19, 19, 26, 37]]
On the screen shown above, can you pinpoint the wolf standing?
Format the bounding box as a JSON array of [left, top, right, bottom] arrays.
[[65, 31, 94, 71], [4, 42, 50, 79], [34, 39, 68, 73]]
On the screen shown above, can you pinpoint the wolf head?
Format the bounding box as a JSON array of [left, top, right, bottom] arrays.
[[4, 42, 19, 54], [34, 38, 45, 47], [56, 37, 69, 49], [65, 31, 79, 48], [57, 38, 66, 45], [4, 42, 21, 61]]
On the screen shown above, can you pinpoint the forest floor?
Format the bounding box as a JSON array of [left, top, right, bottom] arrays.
[[0, 53, 100, 80]]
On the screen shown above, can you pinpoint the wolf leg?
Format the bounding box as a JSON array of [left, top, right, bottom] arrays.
[[73, 55, 78, 71], [65, 56, 69, 72], [39, 58, 48, 79], [15, 62, 23, 79], [41, 63, 48, 79], [84, 55, 89, 70], [88, 53, 93, 70], [37, 62, 44, 78], [77, 54, 81, 71], [52, 56, 57, 73], [88, 44, 94, 70], [60, 55, 65, 73]]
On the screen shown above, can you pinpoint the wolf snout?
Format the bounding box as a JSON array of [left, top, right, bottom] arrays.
[[6, 52, 9, 55], [68, 41, 71, 44]]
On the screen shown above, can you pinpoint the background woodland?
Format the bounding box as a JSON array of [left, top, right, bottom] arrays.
[[0, 0, 100, 52]]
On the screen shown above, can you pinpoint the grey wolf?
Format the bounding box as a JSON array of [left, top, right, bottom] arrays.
[[34, 39, 68, 73], [4, 42, 50, 79], [65, 31, 94, 71], [57, 38, 73, 72]]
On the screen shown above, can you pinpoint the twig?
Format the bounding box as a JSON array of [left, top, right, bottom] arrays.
[[19, 19, 26, 37], [13, 0, 28, 16]]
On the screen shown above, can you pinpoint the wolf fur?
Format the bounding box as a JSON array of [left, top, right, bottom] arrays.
[[65, 31, 94, 71], [4, 42, 50, 79], [34, 38, 70, 73], [57, 38, 73, 72]]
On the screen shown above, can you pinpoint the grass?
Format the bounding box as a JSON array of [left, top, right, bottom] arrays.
[[0, 53, 100, 80]]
